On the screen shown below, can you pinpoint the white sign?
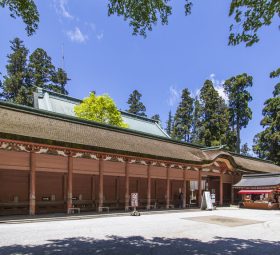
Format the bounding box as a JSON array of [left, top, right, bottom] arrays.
[[131, 193, 138, 207], [211, 193, 216, 204], [201, 191, 214, 210]]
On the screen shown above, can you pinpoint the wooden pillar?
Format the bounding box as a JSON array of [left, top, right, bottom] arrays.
[[67, 155, 73, 213], [91, 175, 96, 206], [183, 168, 187, 208], [98, 156, 104, 212], [29, 151, 36, 216], [147, 163, 151, 210], [63, 174, 67, 202], [166, 165, 170, 209], [231, 174, 234, 204], [220, 172, 224, 206], [125, 159, 130, 211], [198, 169, 202, 206]]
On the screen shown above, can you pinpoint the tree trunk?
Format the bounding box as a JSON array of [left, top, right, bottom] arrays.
[[236, 118, 240, 154]]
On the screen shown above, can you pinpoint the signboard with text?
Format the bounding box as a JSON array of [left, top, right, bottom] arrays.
[[131, 193, 138, 207]]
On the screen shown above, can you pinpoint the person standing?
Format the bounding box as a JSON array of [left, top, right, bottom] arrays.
[[178, 189, 184, 208]]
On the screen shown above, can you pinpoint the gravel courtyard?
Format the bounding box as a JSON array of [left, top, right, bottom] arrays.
[[0, 208, 279, 255]]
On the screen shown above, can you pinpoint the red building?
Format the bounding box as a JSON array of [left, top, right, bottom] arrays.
[[0, 92, 279, 216]]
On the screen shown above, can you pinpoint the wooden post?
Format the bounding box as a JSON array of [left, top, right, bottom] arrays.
[[125, 159, 130, 211], [198, 169, 202, 206], [63, 174, 67, 202], [98, 156, 104, 212], [183, 168, 187, 209], [231, 174, 234, 204], [147, 163, 151, 210], [29, 151, 36, 216], [67, 155, 73, 213], [166, 165, 170, 209], [220, 173, 224, 206]]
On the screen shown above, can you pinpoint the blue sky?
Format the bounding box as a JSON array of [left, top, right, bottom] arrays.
[[0, 1, 279, 150]]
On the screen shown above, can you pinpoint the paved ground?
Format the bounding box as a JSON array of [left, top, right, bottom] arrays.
[[0, 208, 279, 255]]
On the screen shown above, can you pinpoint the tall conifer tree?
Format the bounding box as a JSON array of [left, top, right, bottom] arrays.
[[165, 110, 173, 136], [127, 90, 147, 116], [199, 80, 228, 147], [224, 73, 253, 153], [173, 88, 194, 142], [151, 114, 161, 123], [253, 69, 280, 165], [190, 97, 202, 144], [1, 38, 33, 106], [50, 68, 70, 95], [28, 48, 55, 89]]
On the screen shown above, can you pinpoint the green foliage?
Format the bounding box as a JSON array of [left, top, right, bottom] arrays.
[[127, 90, 147, 116], [165, 110, 173, 136], [74, 92, 128, 128], [173, 88, 194, 142], [108, 0, 192, 37], [190, 97, 202, 144], [253, 70, 280, 165], [28, 48, 55, 89], [199, 80, 229, 147], [229, 0, 280, 46], [151, 114, 161, 125], [0, 38, 70, 106], [50, 68, 70, 95], [240, 143, 251, 156], [224, 73, 253, 153], [0, 0, 39, 36], [0, 38, 33, 106]]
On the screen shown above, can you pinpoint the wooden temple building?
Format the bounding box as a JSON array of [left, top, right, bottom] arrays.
[[0, 90, 279, 216]]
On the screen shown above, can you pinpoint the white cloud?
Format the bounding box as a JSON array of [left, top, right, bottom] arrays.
[[97, 32, 104, 40], [54, 0, 73, 19], [168, 86, 181, 106], [209, 73, 228, 101], [67, 27, 88, 43]]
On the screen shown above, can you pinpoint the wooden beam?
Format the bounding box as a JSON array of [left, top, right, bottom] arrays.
[[125, 160, 130, 211], [183, 168, 187, 208], [147, 163, 151, 210], [198, 169, 202, 206], [29, 151, 36, 216], [67, 155, 73, 213], [166, 165, 170, 209], [220, 173, 223, 206], [98, 157, 104, 212]]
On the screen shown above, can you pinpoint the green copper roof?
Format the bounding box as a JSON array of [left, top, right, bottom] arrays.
[[34, 89, 169, 138]]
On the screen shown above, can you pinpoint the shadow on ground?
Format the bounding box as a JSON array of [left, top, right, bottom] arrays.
[[1, 235, 279, 255]]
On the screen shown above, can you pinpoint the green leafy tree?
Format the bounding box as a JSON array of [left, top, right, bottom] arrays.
[[0, 0, 39, 36], [74, 92, 128, 128], [173, 88, 194, 142], [107, 0, 279, 46], [240, 143, 251, 156], [224, 73, 253, 153], [199, 80, 229, 147], [165, 110, 173, 136], [0, 38, 33, 106], [229, 0, 280, 47], [127, 90, 147, 116], [253, 70, 280, 165], [108, 0, 192, 37], [50, 68, 70, 95], [28, 48, 55, 89]]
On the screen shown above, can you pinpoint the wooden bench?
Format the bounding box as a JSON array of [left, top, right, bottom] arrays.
[[98, 206, 110, 212], [68, 207, 80, 214]]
